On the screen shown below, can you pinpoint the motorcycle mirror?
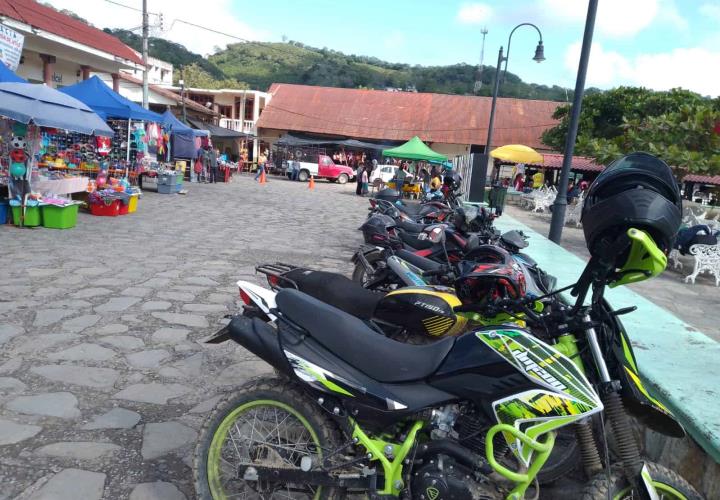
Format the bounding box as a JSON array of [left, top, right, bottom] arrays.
[[426, 225, 446, 244]]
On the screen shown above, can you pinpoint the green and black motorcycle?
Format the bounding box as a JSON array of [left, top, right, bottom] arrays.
[[194, 153, 700, 499]]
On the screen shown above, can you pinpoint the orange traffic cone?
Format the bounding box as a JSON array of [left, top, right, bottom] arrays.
[[259, 169, 267, 185], [308, 175, 315, 190]]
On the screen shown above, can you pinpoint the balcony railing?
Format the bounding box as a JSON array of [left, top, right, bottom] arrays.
[[219, 118, 256, 135]]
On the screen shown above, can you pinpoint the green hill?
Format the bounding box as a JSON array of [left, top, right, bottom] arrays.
[[211, 41, 574, 100], [103, 28, 574, 100]]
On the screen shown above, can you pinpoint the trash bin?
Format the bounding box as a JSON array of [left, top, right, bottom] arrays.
[[489, 186, 508, 216]]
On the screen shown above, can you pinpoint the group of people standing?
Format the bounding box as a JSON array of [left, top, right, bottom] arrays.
[[193, 145, 221, 183]]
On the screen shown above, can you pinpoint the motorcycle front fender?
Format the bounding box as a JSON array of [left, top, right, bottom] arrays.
[[611, 310, 685, 438]]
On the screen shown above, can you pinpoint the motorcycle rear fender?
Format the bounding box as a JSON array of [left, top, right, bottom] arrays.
[[223, 315, 293, 378], [350, 245, 383, 264], [237, 280, 277, 321]]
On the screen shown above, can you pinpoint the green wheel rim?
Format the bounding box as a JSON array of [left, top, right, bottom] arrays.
[[207, 399, 324, 500], [614, 481, 687, 500]]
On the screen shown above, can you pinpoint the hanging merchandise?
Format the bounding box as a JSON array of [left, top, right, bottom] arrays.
[[96, 135, 111, 156]]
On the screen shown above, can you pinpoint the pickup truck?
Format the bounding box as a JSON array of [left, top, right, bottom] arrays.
[[288, 155, 355, 184]]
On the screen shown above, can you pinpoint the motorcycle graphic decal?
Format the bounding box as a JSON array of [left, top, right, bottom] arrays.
[[422, 316, 455, 336], [284, 351, 355, 397], [284, 351, 408, 410], [476, 329, 601, 408]]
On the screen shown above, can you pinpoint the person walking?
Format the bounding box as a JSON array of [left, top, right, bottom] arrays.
[[355, 163, 364, 195], [395, 164, 407, 198], [361, 166, 369, 196], [255, 150, 267, 181], [209, 147, 219, 183]]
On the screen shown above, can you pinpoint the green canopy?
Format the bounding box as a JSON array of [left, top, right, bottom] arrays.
[[382, 136, 448, 162]]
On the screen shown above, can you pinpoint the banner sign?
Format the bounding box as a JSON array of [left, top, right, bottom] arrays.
[[0, 24, 25, 71]]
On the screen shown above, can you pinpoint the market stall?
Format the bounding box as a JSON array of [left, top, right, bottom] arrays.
[[160, 110, 208, 161], [382, 136, 448, 197], [0, 81, 114, 228]]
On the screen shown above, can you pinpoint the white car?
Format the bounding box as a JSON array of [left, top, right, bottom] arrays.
[[370, 165, 398, 183]]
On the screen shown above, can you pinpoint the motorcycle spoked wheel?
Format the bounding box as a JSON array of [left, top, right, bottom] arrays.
[[581, 462, 702, 500], [352, 252, 399, 291], [194, 377, 344, 500]]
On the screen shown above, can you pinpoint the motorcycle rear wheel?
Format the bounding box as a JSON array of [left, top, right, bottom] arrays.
[[194, 377, 343, 499], [581, 462, 702, 500]]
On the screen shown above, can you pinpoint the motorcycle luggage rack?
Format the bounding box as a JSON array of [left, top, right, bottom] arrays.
[[255, 262, 302, 290]]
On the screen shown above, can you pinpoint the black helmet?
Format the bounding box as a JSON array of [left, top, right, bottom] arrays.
[[582, 152, 681, 257], [359, 214, 401, 249], [375, 188, 401, 203]]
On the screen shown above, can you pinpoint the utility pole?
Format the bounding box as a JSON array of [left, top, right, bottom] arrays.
[[141, 0, 149, 109], [473, 27, 488, 94]]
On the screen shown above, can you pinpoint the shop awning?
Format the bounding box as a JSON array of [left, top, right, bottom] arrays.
[[59, 76, 163, 122], [0, 63, 26, 83], [0, 82, 113, 136], [161, 110, 208, 137], [187, 118, 248, 139], [382, 136, 447, 162]]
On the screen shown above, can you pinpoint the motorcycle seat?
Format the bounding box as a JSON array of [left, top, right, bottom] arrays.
[[276, 289, 455, 383], [400, 231, 433, 250], [282, 269, 382, 320], [395, 219, 427, 233], [396, 202, 424, 215]]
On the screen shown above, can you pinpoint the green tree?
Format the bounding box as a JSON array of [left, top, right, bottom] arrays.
[[177, 63, 248, 90], [542, 87, 720, 175]]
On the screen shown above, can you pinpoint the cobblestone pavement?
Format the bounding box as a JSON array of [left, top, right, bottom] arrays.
[[505, 204, 720, 341], [0, 175, 367, 499]]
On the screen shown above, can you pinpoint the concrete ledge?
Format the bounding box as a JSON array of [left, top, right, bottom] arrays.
[[494, 215, 720, 469]]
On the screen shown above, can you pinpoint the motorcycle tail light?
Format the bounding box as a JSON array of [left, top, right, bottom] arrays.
[[369, 199, 377, 208], [239, 289, 252, 306], [267, 275, 280, 287]]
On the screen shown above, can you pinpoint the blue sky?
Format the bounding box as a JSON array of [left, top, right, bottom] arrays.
[[49, 0, 720, 96]]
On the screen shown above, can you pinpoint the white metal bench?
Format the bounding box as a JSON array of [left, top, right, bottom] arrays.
[[564, 192, 584, 227], [684, 242, 720, 286]]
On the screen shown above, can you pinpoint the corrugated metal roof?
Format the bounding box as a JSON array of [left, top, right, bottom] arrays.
[[683, 174, 720, 186], [257, 83, 560, 148], [0, 0, 144, 65], [498, 152, 604, 172]]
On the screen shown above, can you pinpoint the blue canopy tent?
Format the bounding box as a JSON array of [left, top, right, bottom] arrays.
[[0, 63, 27, 83], [160, 110, 208, 159], [0, 82, 112, 136], [59, 76, 162, 122]]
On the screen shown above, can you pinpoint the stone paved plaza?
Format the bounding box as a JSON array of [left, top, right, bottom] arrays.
[[0, 176, 367, 499], [0, 176, 715, 499]]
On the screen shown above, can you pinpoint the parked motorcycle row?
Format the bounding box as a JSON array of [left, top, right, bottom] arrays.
[[193, 154, 700, 499]]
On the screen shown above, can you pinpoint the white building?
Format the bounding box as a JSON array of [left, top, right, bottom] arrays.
[[122, 56, 173, 86], [1, 0, 143, 89]]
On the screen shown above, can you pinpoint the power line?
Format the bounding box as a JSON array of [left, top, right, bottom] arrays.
[[104, 0, 159, 16]]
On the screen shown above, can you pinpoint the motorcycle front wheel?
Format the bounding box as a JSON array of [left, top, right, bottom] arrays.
[[581, 462, 702, 500], [194, 377, 343, 499]]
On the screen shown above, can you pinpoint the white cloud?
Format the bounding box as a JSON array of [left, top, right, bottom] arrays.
[[541, 0, 659, 37], [657, 0, 689, 30], [456, 3, 493, 25], [564, 42, 720, 97], [699, 3, 720, 22], [43, 0, 269, 56]]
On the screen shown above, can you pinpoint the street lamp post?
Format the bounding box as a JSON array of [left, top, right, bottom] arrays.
[[548, 0, 599, 243], [485, 23, 545, 184], [179, 78, 187, 124]]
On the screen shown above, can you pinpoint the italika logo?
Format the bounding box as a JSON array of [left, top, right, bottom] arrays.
[[426, 486, 440, 500]]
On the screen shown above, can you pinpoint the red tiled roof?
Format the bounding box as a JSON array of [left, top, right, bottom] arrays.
[[683, 174, 720, 186], [118, 73, 217, 116], [257, 83, 560, 148], [0, 0, 143, 65], [538, 153, 604, 172]]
